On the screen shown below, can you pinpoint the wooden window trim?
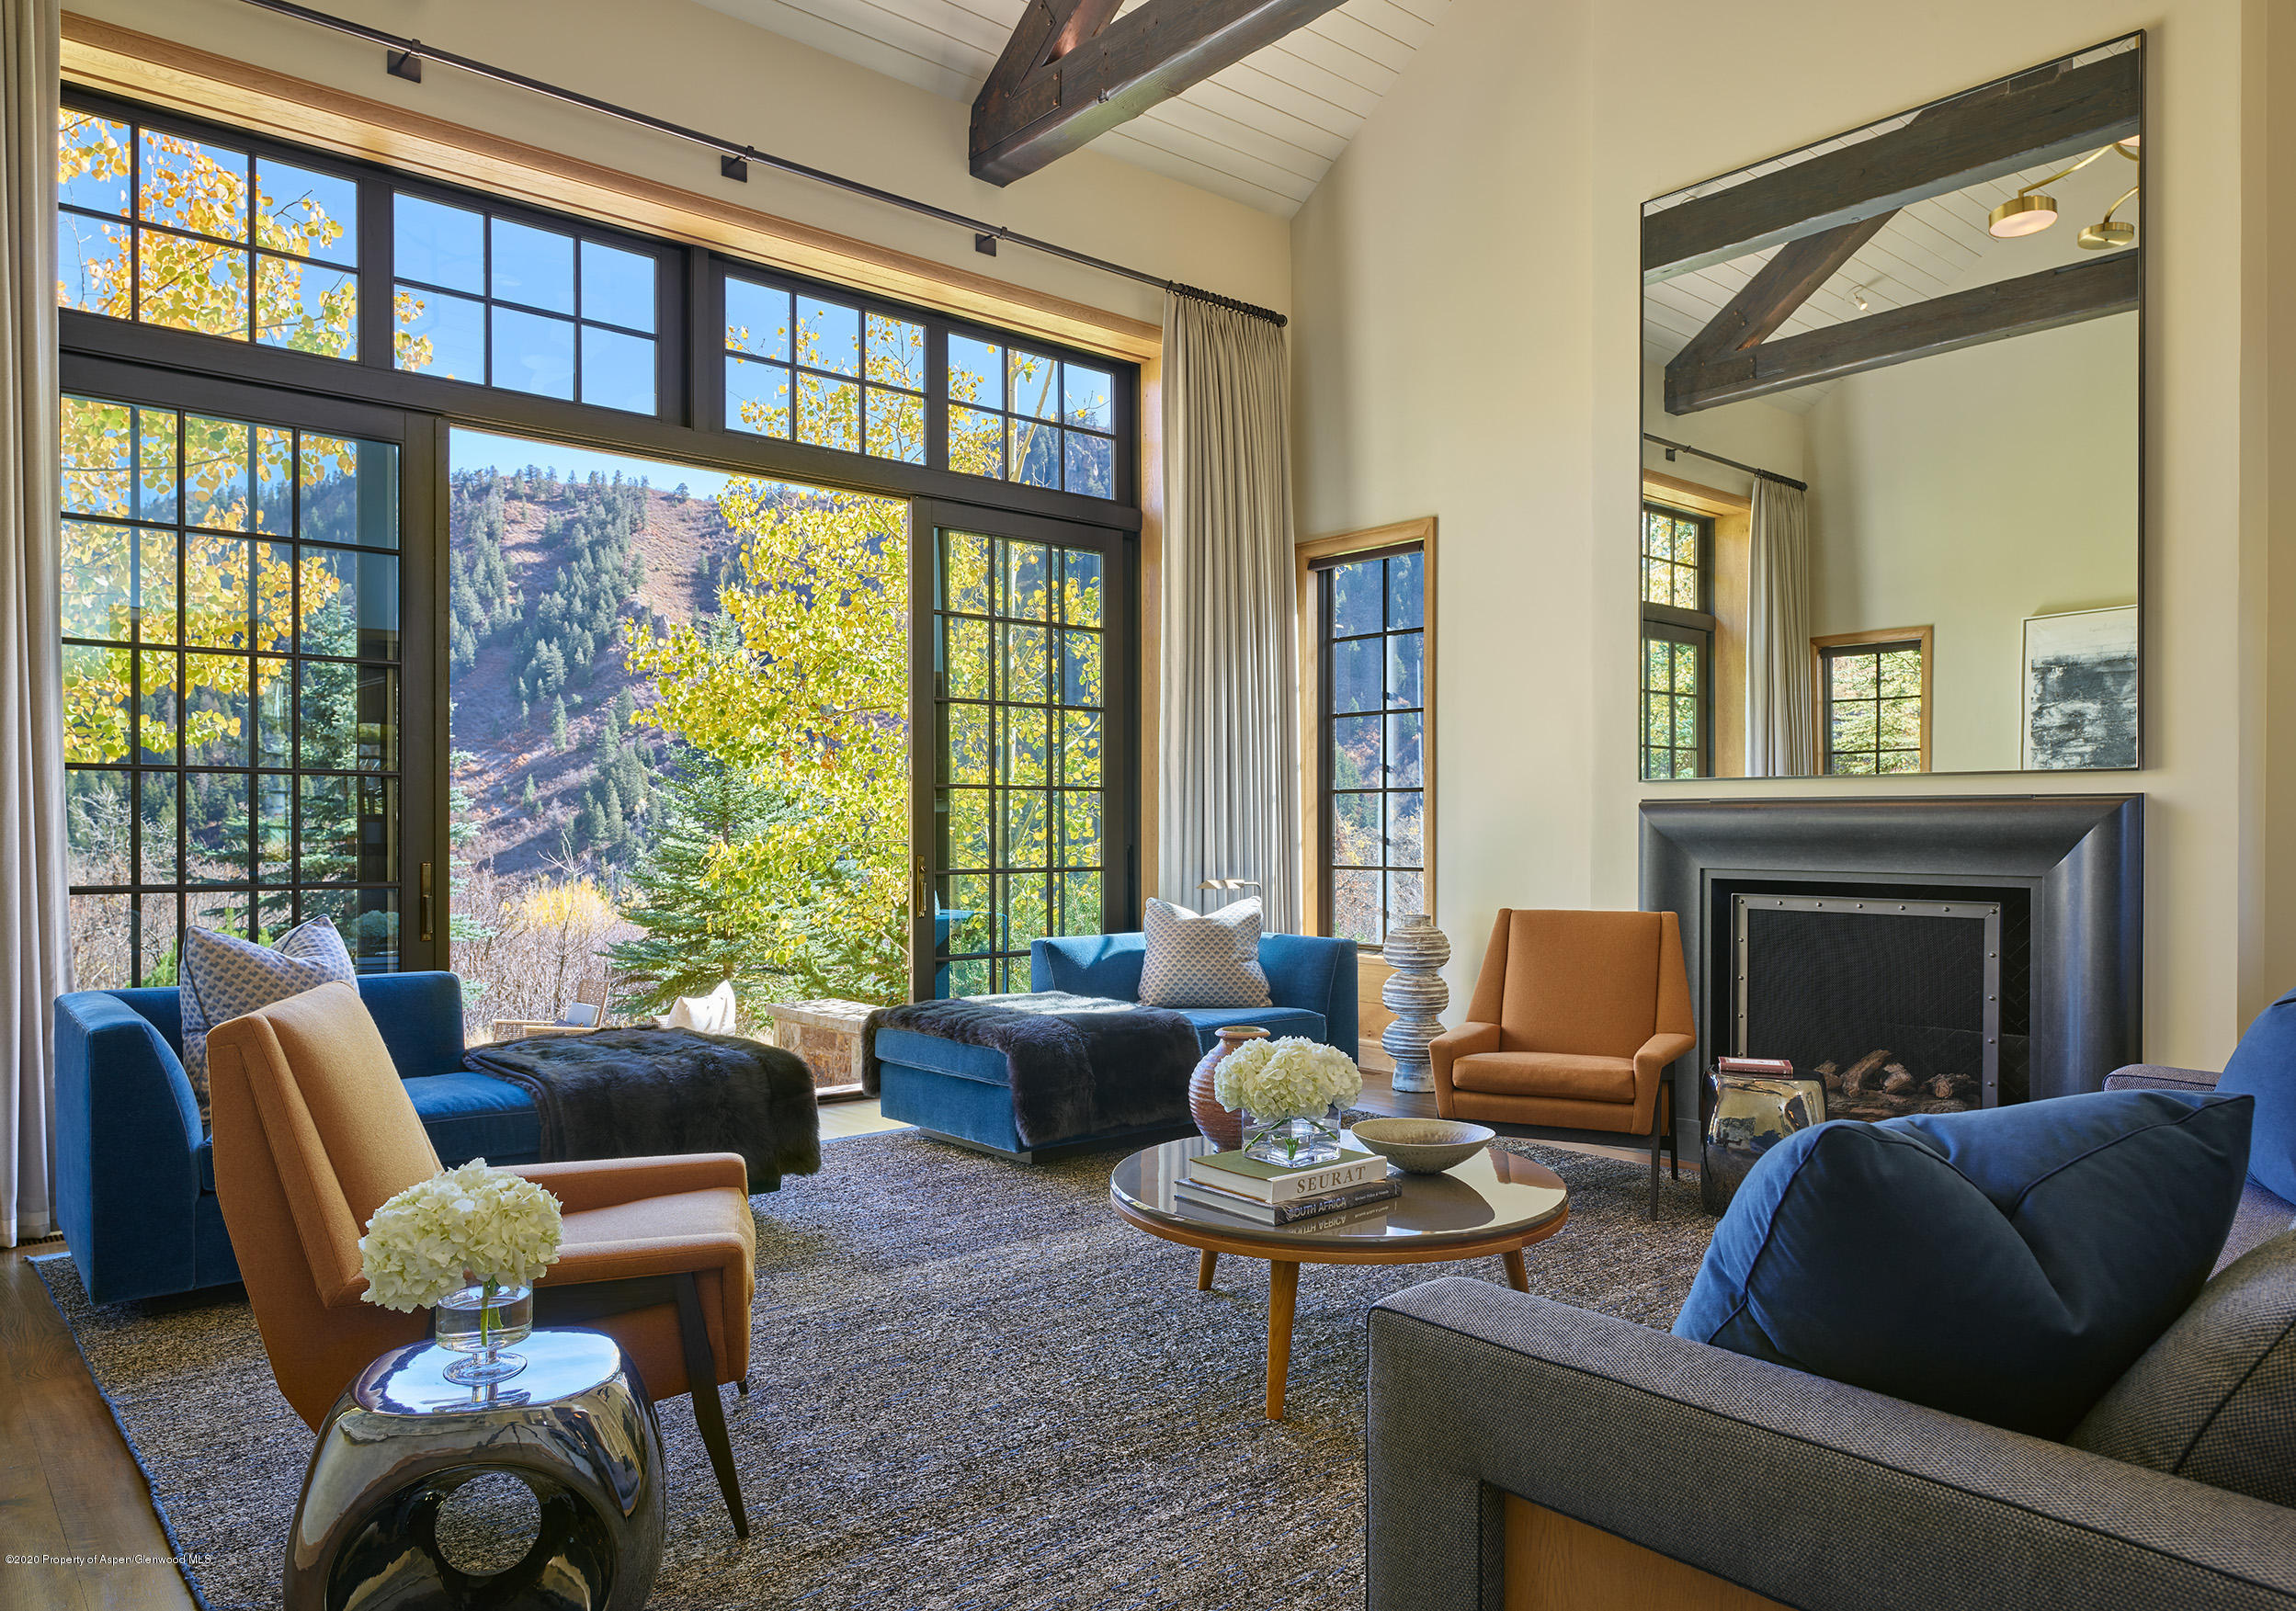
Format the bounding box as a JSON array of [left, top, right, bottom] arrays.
[[1295, 516, 1437, 946], [58, 12, 1161, 365], [1812, 625, 1935, 774]]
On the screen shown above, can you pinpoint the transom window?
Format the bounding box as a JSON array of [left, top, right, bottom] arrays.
[[60, 393, 405, 984], [58, 110, 360, 359], [392, 194, 659, 413], [1818, 631, 1930, 774], [1641, 502, 1709, 611], [56, 98, 1134, 508], [1314, 544, 1426, 947], [724, 276, 926, 461], [947, 337, 1116, 497]]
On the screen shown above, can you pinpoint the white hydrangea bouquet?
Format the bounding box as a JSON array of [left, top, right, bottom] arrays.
[[359, 1160, 563, 1384], [1211, 1036, 1363, 1165]]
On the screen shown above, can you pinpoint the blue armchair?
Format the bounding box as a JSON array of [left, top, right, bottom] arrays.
[[874, 931, 1358, 1160], [54, 973, 539, 1304]]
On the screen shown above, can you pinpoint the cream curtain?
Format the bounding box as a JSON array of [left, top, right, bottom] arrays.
[[2, 0, 65, 1246], [1156, 290, 1300, 930], [1745, 476, 1813, 778]]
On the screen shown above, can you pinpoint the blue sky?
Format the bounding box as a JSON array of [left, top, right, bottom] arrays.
[[449, 426, 734, 502]]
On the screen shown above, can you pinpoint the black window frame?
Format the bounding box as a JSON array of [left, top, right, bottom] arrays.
[[1312, 539, 1428, 950], [57, 86, 1149, 982], [1640, 500, 1716, 780], [1818, 634, 1930, 775]]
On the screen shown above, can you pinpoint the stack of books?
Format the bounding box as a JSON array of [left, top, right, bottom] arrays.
[[1175, 1146, 1400, 1225]]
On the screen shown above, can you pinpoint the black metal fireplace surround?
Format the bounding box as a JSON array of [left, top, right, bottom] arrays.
[[1640, 795, 2142, 1156]]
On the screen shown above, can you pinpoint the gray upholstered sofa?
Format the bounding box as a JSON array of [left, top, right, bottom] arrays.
[[1367, 1276, 2296, 1611]]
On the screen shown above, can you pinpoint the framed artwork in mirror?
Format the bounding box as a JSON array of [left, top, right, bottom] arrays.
[[1638, 35, 2143, 779]]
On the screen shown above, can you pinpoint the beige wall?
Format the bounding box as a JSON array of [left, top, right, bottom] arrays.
[[1803, 312, 2140, 772], [1294, 0, 2279, 1069], [69, 0, 1292, 329]]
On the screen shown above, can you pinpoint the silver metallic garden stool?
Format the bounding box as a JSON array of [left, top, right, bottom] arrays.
[[286, 1329, 664, 1611], [1702, 1062, 1829, 1216]]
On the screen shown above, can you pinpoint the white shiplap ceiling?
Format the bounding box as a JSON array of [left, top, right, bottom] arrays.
[[693, 0, 1450, 216]]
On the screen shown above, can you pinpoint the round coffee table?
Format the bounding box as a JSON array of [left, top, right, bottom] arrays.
[[1109, 1130, 1570, 1419]]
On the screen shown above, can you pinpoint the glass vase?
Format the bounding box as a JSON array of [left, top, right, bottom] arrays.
[[433, 1280, 534, 1385], [1243, 1101, 1345, 1167]]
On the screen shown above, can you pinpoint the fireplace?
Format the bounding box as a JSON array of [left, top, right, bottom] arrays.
[[1641, 795, 2140, 1152], [1733, 892, 2008, 1117]]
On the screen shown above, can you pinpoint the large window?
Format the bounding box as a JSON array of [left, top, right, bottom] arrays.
[[1817, 629, 1931, 774], [56, 89, 1143, 1000], [61, 391, 415, 986], [1311, 540, 1426, 947], [1640, 501, 1714, 779]]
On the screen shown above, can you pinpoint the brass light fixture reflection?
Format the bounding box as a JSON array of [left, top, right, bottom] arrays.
[[2079, 184, 2140, 250], [1987, 141, 2140, 240]]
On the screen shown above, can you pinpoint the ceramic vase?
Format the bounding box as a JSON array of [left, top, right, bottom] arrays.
[[1188, 1025, 1268, 1150], [1380, 913, 1450, 1095]]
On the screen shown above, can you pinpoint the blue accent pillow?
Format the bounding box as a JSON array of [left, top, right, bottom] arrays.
[[2218, 987, 2296, 1202], [1674, 1091, 2253, 1438]]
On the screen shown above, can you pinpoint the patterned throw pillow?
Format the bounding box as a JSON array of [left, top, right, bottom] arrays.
[[2070, 1230, 2296, 1506], [1138, 897, 1271, 1008], [180, 919, 358, 1125]]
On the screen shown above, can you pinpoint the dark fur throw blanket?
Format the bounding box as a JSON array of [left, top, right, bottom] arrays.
[[466, 1028, 821, 1193], [864, 992, 1200, 1149]]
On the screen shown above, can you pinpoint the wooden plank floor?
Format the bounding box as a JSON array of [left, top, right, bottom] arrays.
[[0, 1243, 199, 1611]]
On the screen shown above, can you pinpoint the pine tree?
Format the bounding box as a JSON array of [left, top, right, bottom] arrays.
[[551, 697, 569, 750], [608, 750, 790, 1017], [521, 775, 538, 808]]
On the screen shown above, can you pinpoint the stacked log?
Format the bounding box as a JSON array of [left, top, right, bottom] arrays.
[[1817, 1051, 1979, 1120]]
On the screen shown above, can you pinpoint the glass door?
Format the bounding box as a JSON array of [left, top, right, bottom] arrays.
[[911, 502, 1134, 999], [57, 357, 441, 981]]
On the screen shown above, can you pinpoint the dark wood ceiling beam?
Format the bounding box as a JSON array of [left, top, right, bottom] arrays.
[[1665, 250, 2139, 414], [1663, 211, 1898, 414], [1643, 51, 2140, 282], [971, 0, 1350, 186]]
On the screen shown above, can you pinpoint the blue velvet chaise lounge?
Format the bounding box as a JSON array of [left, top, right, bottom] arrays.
[[875, 931, 1358, 1159]]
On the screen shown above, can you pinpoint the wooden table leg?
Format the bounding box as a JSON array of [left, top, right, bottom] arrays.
[[1266, 1261, 1300, 1421], [1198, 1250, 1218, 1290], [1502, 1249, 1529, 1292]]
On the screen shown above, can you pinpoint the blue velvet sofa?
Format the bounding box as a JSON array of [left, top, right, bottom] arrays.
[[54, 973, 537, 1304], [875, 931, 1358, 1159]]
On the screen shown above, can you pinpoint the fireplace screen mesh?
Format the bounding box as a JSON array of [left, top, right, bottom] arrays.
[[1733, 896, 2002, 1115]]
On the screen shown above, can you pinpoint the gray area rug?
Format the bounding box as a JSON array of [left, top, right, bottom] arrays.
[[36, 1130, 1712, 1610]]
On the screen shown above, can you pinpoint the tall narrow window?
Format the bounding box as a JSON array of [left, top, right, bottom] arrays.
[[1640, 502, 1713, 778], [1816, 630, 1931, 774], [1313, 543, 1426, 947], [61, 392, 405, 986]]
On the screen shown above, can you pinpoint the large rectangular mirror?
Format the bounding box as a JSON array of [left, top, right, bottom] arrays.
[[1638, 37, 2143, 778]]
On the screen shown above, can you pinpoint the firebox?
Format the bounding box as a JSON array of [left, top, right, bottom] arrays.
[[1732, 894, 2003, 1117]]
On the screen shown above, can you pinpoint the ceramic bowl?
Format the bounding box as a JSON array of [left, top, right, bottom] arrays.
[[1349, 1117, 1496, 1174]]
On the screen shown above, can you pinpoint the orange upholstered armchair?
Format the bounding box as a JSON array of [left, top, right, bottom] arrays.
[[1428, 909, 1697, 1213], [207, 982, 757, 1534]]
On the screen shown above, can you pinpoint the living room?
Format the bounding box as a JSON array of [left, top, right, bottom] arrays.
[[5, 0, 2296, 1607]]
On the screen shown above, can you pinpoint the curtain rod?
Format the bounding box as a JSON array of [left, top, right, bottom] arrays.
[[233, 0, 1289, 330], [1642, 434, 1808, 492]]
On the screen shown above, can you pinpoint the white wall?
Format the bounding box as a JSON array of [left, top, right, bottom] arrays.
[[71, 0, 1293, 329], [1294, 0, 2275, 1070], [1639, 363, 1805, 498], [1802, 313, 2140, 772]]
